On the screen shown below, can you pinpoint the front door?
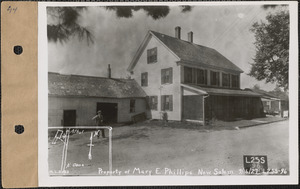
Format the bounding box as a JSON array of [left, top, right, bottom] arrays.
[[63, 110, 76, 126]]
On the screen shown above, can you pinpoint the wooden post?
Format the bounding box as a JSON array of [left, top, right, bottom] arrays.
[[203, 95, 205, 126]]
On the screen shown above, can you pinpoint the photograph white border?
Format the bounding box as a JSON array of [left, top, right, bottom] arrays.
[[38, 1, 298, 186]]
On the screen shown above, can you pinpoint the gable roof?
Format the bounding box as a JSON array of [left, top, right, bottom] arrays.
[[48, 72, 147, 98], [128, 30, 243, 73]]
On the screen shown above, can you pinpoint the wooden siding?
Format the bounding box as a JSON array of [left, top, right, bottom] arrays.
[[205, 96, 264, 121], [183, 95, 203, 121], [48, 96, 147, 126], [131, 36, 182, 121]]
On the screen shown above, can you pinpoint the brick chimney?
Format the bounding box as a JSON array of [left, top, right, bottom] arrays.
[[108, 64, 111, 78], [188, 31, 193, 43], [175, 26, 181, 39]]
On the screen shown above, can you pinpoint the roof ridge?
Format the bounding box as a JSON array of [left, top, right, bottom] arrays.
[[48, 72, 133, 81], [150, 30, 215, 50]]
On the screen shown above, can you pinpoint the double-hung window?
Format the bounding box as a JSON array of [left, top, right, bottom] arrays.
[[161, 95, 173, 111], [147, 47, 157, 64], [196, 69, 207, 85], [184, 66, 207, 85], [231, 74, 240, 88], [210, 71, 220, 86], [161, 68, 173, 84], [141, 72, 148, 86], [147, 96, 158, 110], [130, 99, 135, 113], [222, 73, 230, 87]]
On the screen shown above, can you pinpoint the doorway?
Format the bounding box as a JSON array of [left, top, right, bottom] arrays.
[[97, 102, 118, 124], [63, 110, 76, 126]]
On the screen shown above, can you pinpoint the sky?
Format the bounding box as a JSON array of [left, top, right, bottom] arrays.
[[47, 5, 285, 91]]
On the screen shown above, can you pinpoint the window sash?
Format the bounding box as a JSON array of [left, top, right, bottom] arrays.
[[161, 68, 173, 84], [130, 99, 135, 113], [141, 72, 148, 86], [231, 74, 239, 88], [184, 67, 207, 85], [222, 73, 230, 87], [184, 67, 193, 83], [161, 95, 173, 111], [147, 47, 157, 64], [148, 96, 158, 110], [211, 71, 220, 86]]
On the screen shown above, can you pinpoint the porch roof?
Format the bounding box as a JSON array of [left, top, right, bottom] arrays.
[[182, 84, 262, 97]]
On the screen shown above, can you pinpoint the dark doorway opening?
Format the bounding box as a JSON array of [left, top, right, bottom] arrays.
[[97, 102, 118, 124], [63, 110, 76, 126]]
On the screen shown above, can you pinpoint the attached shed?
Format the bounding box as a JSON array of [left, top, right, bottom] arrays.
[[48, 72, 147, 126], [182, 84, 265, 122], [245, 88, 289, 116]]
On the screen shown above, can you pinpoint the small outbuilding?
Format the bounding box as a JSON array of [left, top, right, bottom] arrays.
[[245, 88, 289, 116], [48, 71, 147, 127]]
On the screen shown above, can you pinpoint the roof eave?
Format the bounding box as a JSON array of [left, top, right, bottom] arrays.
[[149, 31, 181, 61], [177, 60, 243, 74], [49, 94, 146, 98], [127, 31, 181, 72], [127, 31, 152, 72]]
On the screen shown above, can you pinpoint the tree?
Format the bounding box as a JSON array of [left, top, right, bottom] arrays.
[[106, 6, 192, 19], [252, 84, 261, 90], [249, 10, 289, 91], [106, 6, 170, 20], [47, 7, 94, 45], [269, 86, 289, 100], [47, 6, 193, 44]]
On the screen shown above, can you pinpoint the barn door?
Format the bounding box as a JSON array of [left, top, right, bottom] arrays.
[[97, 103, 118, 124], [63, 110, 76, 126]]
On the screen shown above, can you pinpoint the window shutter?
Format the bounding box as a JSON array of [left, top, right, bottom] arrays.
[[161, 96, 165, 111], [145, 72, 148, 86], [161, 69, 165, 84], [204, 70, 207, 85], [217, 72, 220, 86], [147, 49, 150, 63], [154, 96, 158, 110], [146, 96, 150, 110], [153, 47, 157, 62], [169, 95, 173, 111], [169, 68, 173, 84]]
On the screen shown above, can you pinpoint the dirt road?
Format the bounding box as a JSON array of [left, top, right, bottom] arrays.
[[48, 120, 289, 176]]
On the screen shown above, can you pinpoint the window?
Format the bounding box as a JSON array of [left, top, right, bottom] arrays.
[[147, 47, 157, 64], [184, 67, 193, 83], [161, 95, 173, 111], [231, 74, 240, 88], [222, 73, 230, 87], [184, 66, 207, 85], [161, 68, 173, 84], [147, 96, 158, 110], [130, 99, 135, 113], [196, 69, 207, 85], [210, 71, 220, 86], [141, 72, 148, 86]]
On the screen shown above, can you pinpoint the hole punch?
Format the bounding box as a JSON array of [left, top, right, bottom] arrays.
[[13, 45, 23, 55], [15, 125, 24, 134]]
